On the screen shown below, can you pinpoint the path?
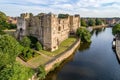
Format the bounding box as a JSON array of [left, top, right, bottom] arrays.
[[16, 57, 36, 68], [16, 50, 53, 69]]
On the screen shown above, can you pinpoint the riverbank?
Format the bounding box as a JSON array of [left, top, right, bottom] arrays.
[[44, 39, 80, 72], [115, 36, 120, 62], [91, 25, 108, 29], [29, 39, 80, 80]]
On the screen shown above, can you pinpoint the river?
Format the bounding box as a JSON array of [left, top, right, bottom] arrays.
[[44, 28, 120, 80]]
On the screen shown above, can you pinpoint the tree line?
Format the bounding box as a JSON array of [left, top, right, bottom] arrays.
[[81, 18, 105, 27]]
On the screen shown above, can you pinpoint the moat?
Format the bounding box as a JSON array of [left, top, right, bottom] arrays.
[[44, 28, 120, 80]]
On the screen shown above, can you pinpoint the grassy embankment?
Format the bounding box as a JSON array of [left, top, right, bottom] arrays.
[[27, 37, 77, 68], [40, 37, 76, 56]]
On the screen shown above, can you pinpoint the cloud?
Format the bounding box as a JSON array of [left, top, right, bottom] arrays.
[[0, 0, 120, 17]]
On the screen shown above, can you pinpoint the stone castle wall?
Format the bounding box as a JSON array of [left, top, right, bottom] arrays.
[[17, 13, 80, 51]]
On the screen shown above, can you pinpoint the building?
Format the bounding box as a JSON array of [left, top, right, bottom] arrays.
[[16, 13, 80, 51], [7, 16, 17, 24]]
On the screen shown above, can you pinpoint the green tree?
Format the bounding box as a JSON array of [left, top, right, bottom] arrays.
[[76, 27, 91, 42], [37, 65, 46, 80], [0, 62, 34, 80], [0, 34, 22, 67], [36, 41, 42, 51], [0, 11, 7, 23], [0, 29, 5, 35], [81, 18, 87, 27], [0, 11, 17, 30], [58, 14, 69, 18], [112, 24, 120, 35], [88, 19, 95, 26], [20, 37, 31, 47], [95, 18, 102, 25]]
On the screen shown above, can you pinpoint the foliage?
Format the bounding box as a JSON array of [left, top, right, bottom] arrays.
[[28, 36, 38, 48], [37, 65, 47, 80], [112, 24, 120, 35], [95, 18, 103, 25], [20, 36, 31, 47], [0, 11, 7, 23], [0, 62, 34, 80], [36, 41, 42, 51], [8, 23, 17, 29], [81, 18, 87, 27], [0, 34, 34, 80], [0, 11, 16, 30], [76, 27, 91, 42], [58, 14, 69, 18], [19, 48, 39, 61], [0, 29, 5, 35], [88, 19, 95, 26], [0, 34, 22, 67]]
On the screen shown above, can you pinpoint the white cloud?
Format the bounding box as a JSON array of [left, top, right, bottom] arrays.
[[1, 0, 120, 17]]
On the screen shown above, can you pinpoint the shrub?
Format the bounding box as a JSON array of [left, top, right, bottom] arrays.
[[20, 37, 31, 48], [36, 41, 42, 51], [37, 65, 46, 80]]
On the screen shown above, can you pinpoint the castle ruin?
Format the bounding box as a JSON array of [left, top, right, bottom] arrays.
[[16, 13, 80, 51]]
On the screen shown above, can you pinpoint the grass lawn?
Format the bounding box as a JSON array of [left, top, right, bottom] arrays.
[[40, 37, 77, 57], [18, 37, 77, 68], [27, 55, 51, 68]]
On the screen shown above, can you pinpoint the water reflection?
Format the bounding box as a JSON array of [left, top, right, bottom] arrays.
[[79, 42, 91, 51], [43, 53, 75, 80], [91, 27, 106, 36], [44, 28, 120, 80]]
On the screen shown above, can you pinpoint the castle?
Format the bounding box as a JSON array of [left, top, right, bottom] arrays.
[[16, 13, 80, 51]]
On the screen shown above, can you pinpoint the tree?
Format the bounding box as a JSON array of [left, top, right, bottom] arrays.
[[0, 34, 22, 67], [95, 18, 102, 25], [37, 65, 46, 80], [0, 29, 5, 35], [88, 19, 95, 26], [0, 11, 7, 23], [20, 37, 31, 47], [76, 27, 91, 42], [36, 41, 42, 51], [81, 18, 87, 27], [58, 14, 69, 18], [0, 11, 17, 30], [112, 24, 120, 35], [0, 62, 34, 80]]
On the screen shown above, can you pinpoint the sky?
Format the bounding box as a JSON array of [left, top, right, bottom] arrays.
[[0, 0, 120, 17]]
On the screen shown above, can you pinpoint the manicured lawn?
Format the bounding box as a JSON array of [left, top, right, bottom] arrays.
[[27, 55, 51, 68], [40, 37, 77, 56]]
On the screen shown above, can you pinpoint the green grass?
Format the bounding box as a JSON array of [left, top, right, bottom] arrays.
[[40, 37, 77, 56], [27, 55, 51, 68], [18, 37, 77, 68]]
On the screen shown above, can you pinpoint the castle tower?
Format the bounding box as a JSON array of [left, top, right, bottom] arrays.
[[42, 13, 58, 51], [69, 15, 80, 34], [16, 17, 26, 40]]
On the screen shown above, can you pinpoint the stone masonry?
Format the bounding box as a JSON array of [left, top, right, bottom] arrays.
[[16, 13, 80, 51]]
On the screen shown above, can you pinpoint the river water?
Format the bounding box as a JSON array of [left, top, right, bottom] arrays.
[[44, 28, 120, 80]]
